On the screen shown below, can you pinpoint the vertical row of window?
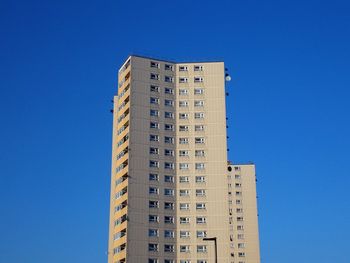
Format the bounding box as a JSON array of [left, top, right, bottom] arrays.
[[227, 166, 246, 261], [149, 62, 176, 262]]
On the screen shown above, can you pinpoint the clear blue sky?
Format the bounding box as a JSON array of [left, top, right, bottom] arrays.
[[1, 0, 349, 262]]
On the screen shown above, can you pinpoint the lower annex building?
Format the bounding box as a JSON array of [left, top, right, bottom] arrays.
[[108, 55, 260, 263]]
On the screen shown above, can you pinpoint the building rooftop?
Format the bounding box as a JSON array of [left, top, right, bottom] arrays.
[[128, 54, 224, 64]]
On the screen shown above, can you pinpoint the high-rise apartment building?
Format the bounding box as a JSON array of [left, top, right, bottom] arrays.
[[108, 55, 260, 263]]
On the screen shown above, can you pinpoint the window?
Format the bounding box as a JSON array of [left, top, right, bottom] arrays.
[[149, 187, 159, 195], [165, 64, 173, 71], [150, 73, 159, 80], [179, 89, 188, 95], [179, 101, 188, 107], [164, 136, 174, 144], [180, 203, 190, 210], [195, 150, 205, 157], [164, 149, 174, 156], [196, 203, 206, 210], [237, 225, 244, 230], [180, 231, 190, 238], [194, 77, 203, 83], [165, 99, 173, 107], [180, 245, 190, 253], [179, 125, 189, 131], [150, 134, 159, 142], [179, 163, 189, 170], [149, 200, 159, 208], [195, 163, 205, 170], [179, 66, 188, 71], [180, 217, 190, 224], [164, 162, 174, 170], [237, 217, 244, 222], [179, 77, 188, 83], [196, 231, 207, 238], [195, 125, 204, 131], [165, 76, 174, 83], [236, 191, 242, 196], [197, 245, 207, 253], [196, 217, 206, 224], [236, 200, 242, 205], [148, 243, 158, 252], [236, 208, 243, 213], [164, 230, 174, 238], [196, 189, 206, 196], [150, 85, 159, 92], [149, 160, 159, 168], [165, 112, 174, 119], [164, 175, 174, 183], [164, 244, 175, 252], [164, 87, 174, 94], [150, 97, 160, 104], [150, 122, 159, 129], [164, 124, 174, 131], [179, 150, 189, 157], [180, 261, 191, 263], [149, 173, 159, 181], [149, 259, 158, 263], [150, 61, 160, 68], [179, 189, 190, 196], [149, 229, 159, 237], [165, 260, 175, 263], [115, 187, 127, 199], [238, 252, 246, 257], [179, 176, 189, 183], [236, 183, 242, 188], [194, 112, 205, 119], [164, 216, 174, 224], [179, 113, 189, 120], [238, 243, 245, 248], [164, 202, 174, 210], [149, 147, 159, 155], [150, 109, 159, 117], [149, 215, 159, 223], [194, 100, 204, 107], [195, 176, 206, 183], [195, 137, 205, 144], [197, 261, 207, 263], [194, 88, 204, 95], [164, 189, 174, 196], [179, 138, 189, 144], [235, 166, 241, 171], [194, 65, 203, 71], [235, 174, 241, 179]]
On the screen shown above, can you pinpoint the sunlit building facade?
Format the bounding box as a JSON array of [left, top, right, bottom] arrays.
[[108, 55, 260, 263]]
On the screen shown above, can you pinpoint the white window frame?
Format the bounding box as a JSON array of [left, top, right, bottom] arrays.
[[179, 189, 190, 196], [195, 176, 206, 183], [194, 77, 204, 83], [165, 87, 174, 94], [150, 122, 159, 129], [179, 101, 188, 107], [194, 100, 204, 107], [194, 88, 204, 95], [179, 163, 189, 170], [180, 203, 190, 210], [148, 215, 159, 223], [194, 112, 205, 119], [179, 89, 188, 95], [179, 176, 189, 183]]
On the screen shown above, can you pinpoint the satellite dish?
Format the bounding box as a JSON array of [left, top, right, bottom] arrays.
[[225, 75, 231, 81]]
